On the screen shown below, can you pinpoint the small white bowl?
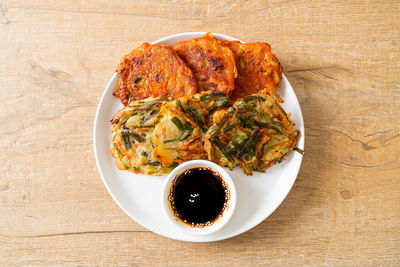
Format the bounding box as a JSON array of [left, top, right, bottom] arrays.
[[161, 160, 237, 235]]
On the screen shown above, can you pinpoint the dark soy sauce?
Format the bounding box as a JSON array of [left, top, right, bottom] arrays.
[[170, 168, 228, 226]]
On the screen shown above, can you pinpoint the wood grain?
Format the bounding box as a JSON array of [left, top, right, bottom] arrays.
[[1, 0, 399, 265]]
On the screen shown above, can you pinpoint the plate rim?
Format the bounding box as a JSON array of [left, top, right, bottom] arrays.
[[93, 32, 305, 242]]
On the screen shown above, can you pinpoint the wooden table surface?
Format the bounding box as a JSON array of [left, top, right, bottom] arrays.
[[1, 0, 399, 265]]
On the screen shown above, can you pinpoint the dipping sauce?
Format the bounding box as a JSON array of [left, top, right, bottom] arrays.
[[168, 167, 229, 227]]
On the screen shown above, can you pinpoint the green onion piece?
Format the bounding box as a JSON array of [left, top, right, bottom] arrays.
[[216, 98, 229, 107], [271, 121, 284, 133], [241, 118, 257, 130], [244, 162, 255, 175], [200, 92, 226, 101], [214, 137, 235, 163], [168, 162, 179, 168], [207, 97, 229, 114], [171, 117, 185, 131], [140, 108, 158, 124], [244, 154, 253, 161], [113, 143, 123, 156], [223, 124, 234, 133], [239, 130, 260, 158], [187, 101, 206, 132], [130, 131, 144, 143], [237, 103, 256, 113], [165, 120, 193, 143], [274, 155, 285, 163], [257, 161, 269, 170], [254, 120, 270, 128], [208, 124, 220, 136], [179, 130, 192, 141], [176, 99, 185, 113], [164, 132, 193, 143], [131, 125, 156, 128], [148, 161, 161, 166], [219, 110, 234, 128], [243, 95, 258, 102], [122, 131, 131, 149], [180, 122, 193, 140], [230, 133, 249, 150], [184, 122, 193, 131], [207, 104, 218, 114], [164, 137, 180, 143]]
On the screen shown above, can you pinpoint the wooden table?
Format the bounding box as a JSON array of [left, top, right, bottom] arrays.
[[1, 0, 399, 265]]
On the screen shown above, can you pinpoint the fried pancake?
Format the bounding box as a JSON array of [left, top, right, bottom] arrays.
[[152, 102, 206, 167], [110, 98, 170, 175], [174, 32, 237, 96], [151, 92, 230, 168], [220, 41, 283, 101], [205, 94, 300, 175], [114, 43, 198, 105], [110, 92, 231, 175]]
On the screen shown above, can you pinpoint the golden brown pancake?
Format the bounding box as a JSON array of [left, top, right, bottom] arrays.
[[204, 94, 300, 175], [110, 92, 231, 175]]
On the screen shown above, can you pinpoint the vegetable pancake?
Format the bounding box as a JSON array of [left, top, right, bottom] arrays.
[[152, 102, 206, 168], [149, 92, 231, 169], [205, 94, 300, 175], [110, 92, 231, 175], [110, 98, 172, 175], [114, 43, 198, 106], [220, 41, 283, 101], [174, 32, 237, 96], [110, 92, 301, 176]]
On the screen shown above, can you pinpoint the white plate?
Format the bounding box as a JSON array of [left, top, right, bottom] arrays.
[[93, 32, 305, 242]]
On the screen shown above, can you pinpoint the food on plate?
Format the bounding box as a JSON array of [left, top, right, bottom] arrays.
[[110, 34, 303, 176], [110, 92, 231, 175], [110, 97, 170, 175], [151, 101, 207, 168], [114, 42, 198, 105], [152, 92, 231, 167], [110, 91, 300, 175], [220, 41, 283, 101], [204, 94, 300, 175], [174, 32, 237, 96]]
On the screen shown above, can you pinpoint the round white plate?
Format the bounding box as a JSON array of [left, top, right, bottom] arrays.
[[94, 32, 305, 242]]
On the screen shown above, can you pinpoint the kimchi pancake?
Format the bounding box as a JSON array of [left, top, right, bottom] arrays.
[[174, 32, 237, 96], [221, 41, 282, 101], [114, 42, 198, 105]]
